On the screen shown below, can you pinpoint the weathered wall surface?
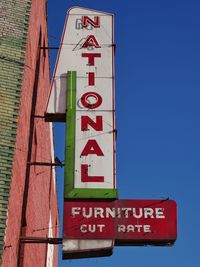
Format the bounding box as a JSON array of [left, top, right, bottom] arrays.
[[0, 0, 59, 266], [0, 0, 32, 260]]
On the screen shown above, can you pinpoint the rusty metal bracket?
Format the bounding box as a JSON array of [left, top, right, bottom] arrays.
[[20, 237, 62, 245], [27, 162, 64, 167]]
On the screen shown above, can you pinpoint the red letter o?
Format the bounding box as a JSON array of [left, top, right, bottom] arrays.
[[81, 92, 102, 109]]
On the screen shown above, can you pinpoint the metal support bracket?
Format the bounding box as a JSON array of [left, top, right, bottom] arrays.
[[27, 162, 64, 167], [20, 236, 62, 245], [40, 47, 59, 50]]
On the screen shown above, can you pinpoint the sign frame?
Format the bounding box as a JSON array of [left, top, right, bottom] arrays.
[[64, 71, 118, 199]]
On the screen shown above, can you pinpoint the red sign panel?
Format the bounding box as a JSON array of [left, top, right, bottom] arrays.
[[63, 199, 177, 245]]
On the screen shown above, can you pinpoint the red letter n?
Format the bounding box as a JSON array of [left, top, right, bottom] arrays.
[[82, 16, 100, 28], [81, 116, 103, 131]]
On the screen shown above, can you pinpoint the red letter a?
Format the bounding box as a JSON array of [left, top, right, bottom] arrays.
[[81, 140, 104, 156], [82, 35, 101, 48]]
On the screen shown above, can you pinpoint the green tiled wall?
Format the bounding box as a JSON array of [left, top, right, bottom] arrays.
[[0, 0, 31, 261]]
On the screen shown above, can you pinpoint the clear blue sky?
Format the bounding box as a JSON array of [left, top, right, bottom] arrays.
[[48, 0, 200, 266]]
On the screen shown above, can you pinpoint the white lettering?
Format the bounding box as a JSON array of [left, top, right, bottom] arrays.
[[127, 225, 135, 232], [98, 224, 105, 232], [105, 208, 116, 218], [135, 225, 143, 232], [72, 206, 166, 219], [80, 224, 105, 233], [118, 225, 126, 232], [144, 208, 154, 218], [88, 224, 96, 233], [71, 207, 80, 218], [117, 224, 152, 233], [82, 207, 92, 218], [144, 225, 151, 233], [132, 208, 143, 218], [94, 207, 104, 218], [155, 208, 165, 218], [117, 208, 121, 218], [122, 208, 132, 218], [80, 224, 87, 233]]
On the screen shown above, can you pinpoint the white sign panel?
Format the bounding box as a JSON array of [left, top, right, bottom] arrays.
[[46, 7, 114, 119], [55, 7, 117, 198]]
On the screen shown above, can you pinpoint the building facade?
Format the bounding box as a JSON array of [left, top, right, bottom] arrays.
[[0, 0, 59, 266]]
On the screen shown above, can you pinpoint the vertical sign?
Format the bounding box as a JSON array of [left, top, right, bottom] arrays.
[[51, 7, 117, 258], [49, 7, 117, 199]]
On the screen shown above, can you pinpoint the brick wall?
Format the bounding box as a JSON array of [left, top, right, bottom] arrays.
[[0, 0, 59, 266]]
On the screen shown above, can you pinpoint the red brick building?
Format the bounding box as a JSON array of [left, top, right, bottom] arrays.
[[0, 0, 59, 266]]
